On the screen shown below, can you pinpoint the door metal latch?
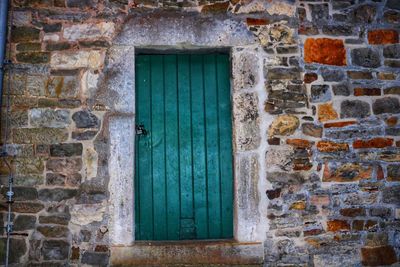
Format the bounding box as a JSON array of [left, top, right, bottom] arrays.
[[135, 124, 148, 136]]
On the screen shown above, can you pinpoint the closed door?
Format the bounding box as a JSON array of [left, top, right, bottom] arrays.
[[135, 54, 233, 240]]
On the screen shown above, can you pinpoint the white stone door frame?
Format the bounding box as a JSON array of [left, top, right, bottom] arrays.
[[106, 11, 267, 246]]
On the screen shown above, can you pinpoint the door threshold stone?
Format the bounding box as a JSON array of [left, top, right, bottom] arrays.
[[110, 240, 264, 266]]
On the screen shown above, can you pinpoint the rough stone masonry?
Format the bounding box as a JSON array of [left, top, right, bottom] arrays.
[[0, 0, 399, 266]]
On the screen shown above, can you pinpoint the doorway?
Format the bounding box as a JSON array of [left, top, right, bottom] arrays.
[[135, 54, 233, 240]]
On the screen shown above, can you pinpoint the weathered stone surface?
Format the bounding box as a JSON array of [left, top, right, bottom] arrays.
[[311, 85, 331, 103], [233, 93, 260, 151], [302, 123, 322, 137], [317, 141, 349, 152], [64, 22, 115, 41], [341, 100, 371, 118], [13, 128, 68, 144], [11, 26, 40, 42], [323, 162, 372, 182], [351, 48, 381, 68], [38, 188, 78, 202], [70, 203, 106, 225], [268, 115, 299, 136], [16, 42, 41, 52], [361, 246, 397, 266], [382, 185, 400, 204], [332, 84, 350, 96], [368, 29, 399, 44], [50, 143, 83, 157], [318, 103, 338, 122], [51, 51, 105, 69], [14, 215, 36, 231], [267, 67, 300, 80], [236, 153, 260, 240], [37, 225, 69, 238], [72, 130, 98, 140], [42, 240, 69, 260], [29, 109, 70, 128], [321, 68, 345, 81], [373, 97, 400, 114], [0, 238, 27, 264], [233, 51, 259, 91], [46, 76, 79, 98], [39, 214, 70, 225], [81, 252, 109, 266], [46, 158, 82, 174], [304, 38, 346, 66], [72, 110, 100, 128], [266, 146, 294, 171], [16, 52, 51, 64], [0, 202, 44, 213]]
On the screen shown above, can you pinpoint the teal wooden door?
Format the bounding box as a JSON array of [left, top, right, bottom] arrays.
[[135, 54, 233, 240]]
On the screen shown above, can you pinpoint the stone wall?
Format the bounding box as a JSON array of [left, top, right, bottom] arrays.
[[1, 0, 399, 266]]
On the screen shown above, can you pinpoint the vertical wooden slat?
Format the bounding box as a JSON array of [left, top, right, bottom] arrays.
[[203, 54, 222, 238], [191, 55, 208, 239], [164, 55, 180, 240], [216, 54, 234, 238], [150, 55, 167, 240], [135, 55, 153, 240]]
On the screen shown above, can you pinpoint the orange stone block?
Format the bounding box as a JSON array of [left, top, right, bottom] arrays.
[[368, 29, 399, 44], [354, 88, 381, 96], [323, 162, 372, 182], [327, 220, 350, 232], [353, 137, 394, 149], [318, 103, 338, 122], [324, 121, 357, 128], [304, 38, 346, 66], [246, 18, 269, 26], [317, 141, 349, 152], [286, 138, 312, 148]]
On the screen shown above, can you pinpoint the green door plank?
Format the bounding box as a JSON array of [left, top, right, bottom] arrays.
[[135, 55, 153, 240], [135, 54, 233, 241], [203, 55, 222, 238], [190, 55, 208, 239], [177, 55, 195, 239], [150, 55, 167, 240], [164, 55, 181, 240], [216, 55, 234, 238]]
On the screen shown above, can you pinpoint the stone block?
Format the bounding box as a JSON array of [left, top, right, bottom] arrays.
[[323, 162, 372, 182], [268, 114, 299, 137], [317, 141, 349, 152], [352, 4, 376, 23], [0, 202, 44, 213], [354, 88, 381, 96], [38, 188, 77, 202], [318, 103, 338, 122], [39, 214, 70, 225], [304, 38, 346, 66], [267, 68, 300, 80], [16, 52, 50, 64], [382, 185, 400, 204], [46, 76, 79, 98], [13, 128, 68, 144], [368, 29, 399, 44], [383, 44, 400, 58], [340, 207, 366, 217], [11, 26, 40, 42], [321, 68, 345, 81], [341, 100, 370, 118], [232, 51, 259, 91], [72, 110, 100, 128], [14, 215, 36, 231], [353, 138, 393, 149], [332, 84, 350, 96], [81, 252, 109, 266], [351, 48, 381, 68], [233, 93, 260, 151], [327, 220, 350, 231], [373, 97, 400, 114], [311, 85, 331, 103], [37, 225, 69, 238], [51, 51, 104, 70], [0, 238, 27, 264], [46, 158, 82, 175], [302, 123, 323, 137], [361, 246, 397, 266], [63, 22, 115, 41], [50, 143, 83, 157], [72, 130, 98, 140], [42, 240, 69, 260], [304, 73, 318, 83], [29, 109, 70, 128]]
